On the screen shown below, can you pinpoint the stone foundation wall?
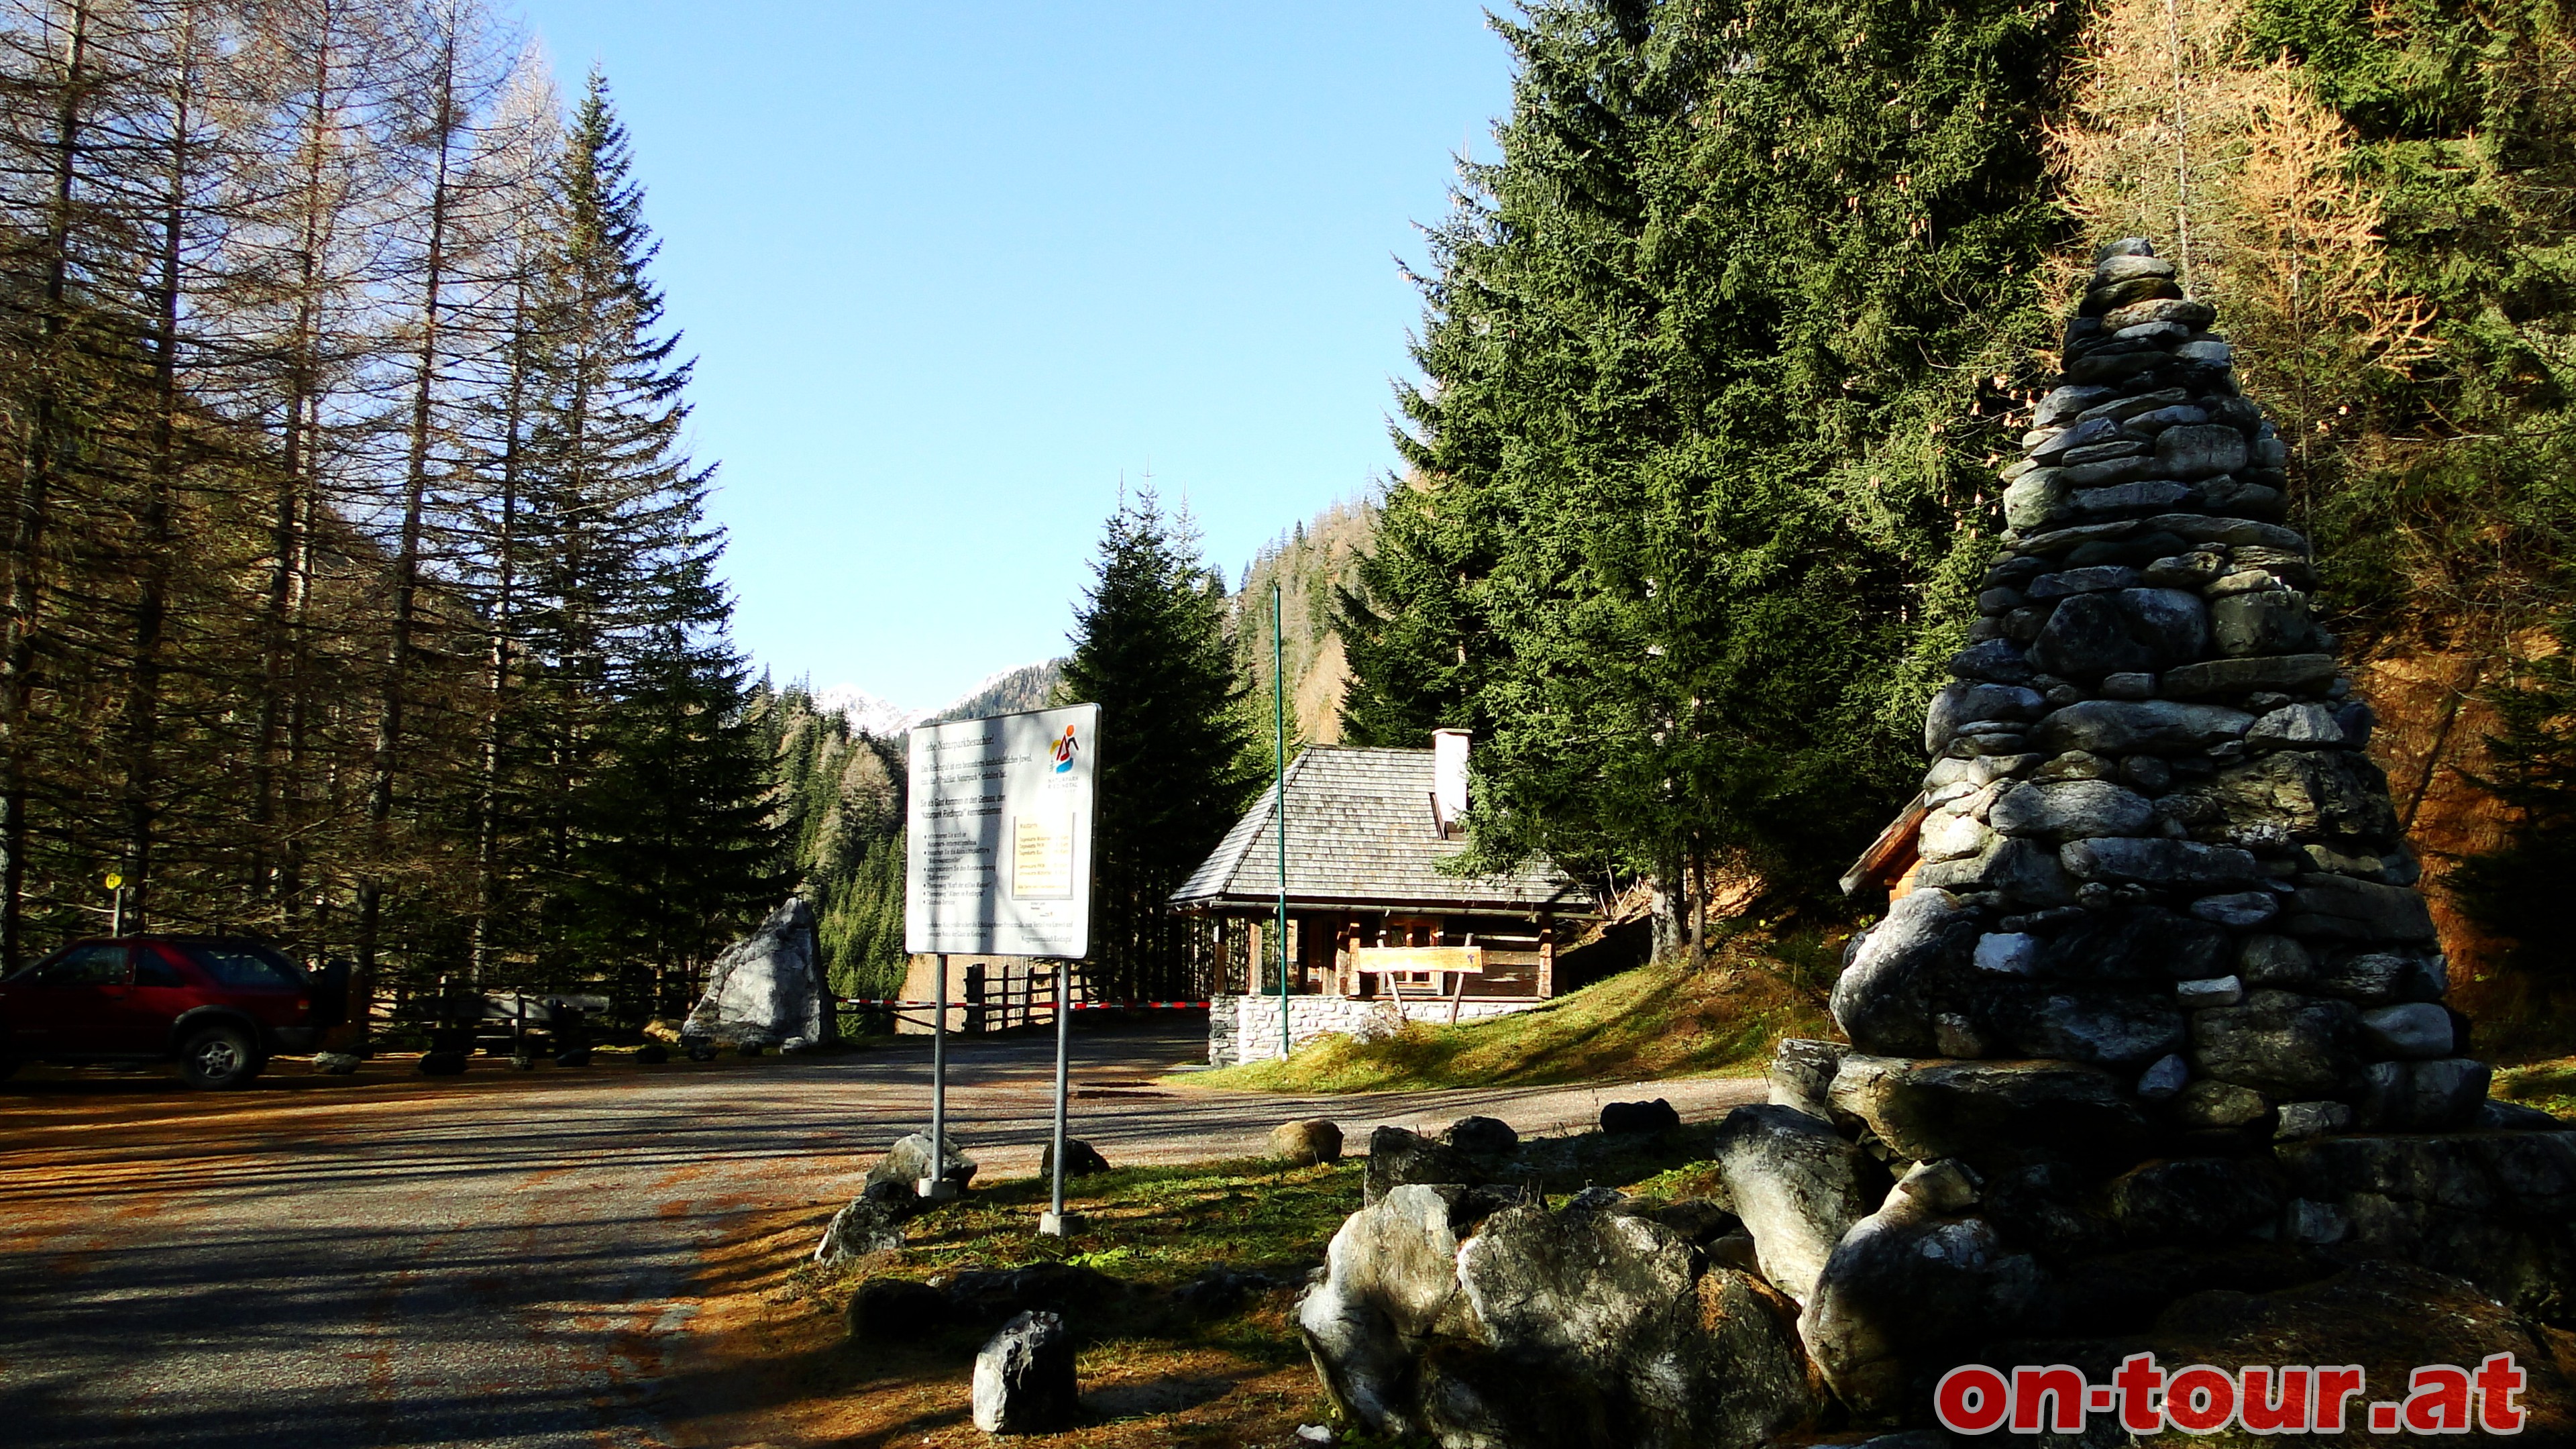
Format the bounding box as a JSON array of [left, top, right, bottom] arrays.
[[1212, 994, 1543, 1066]]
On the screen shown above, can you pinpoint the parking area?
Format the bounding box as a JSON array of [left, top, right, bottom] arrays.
[[0, 1024, 1760, 1448]]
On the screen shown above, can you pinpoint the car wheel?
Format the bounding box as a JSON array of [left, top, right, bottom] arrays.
[[178, 1025, 260, 1089]]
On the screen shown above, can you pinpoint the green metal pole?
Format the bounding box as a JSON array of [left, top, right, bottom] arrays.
[[1275, 582, 1290, 1061]]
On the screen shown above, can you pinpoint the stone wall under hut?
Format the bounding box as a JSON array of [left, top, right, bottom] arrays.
[[1291, 241, 2576, 1448]]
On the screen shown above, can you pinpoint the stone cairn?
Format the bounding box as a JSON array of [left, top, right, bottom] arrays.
[[1291, 241, 2576, 1448], [1849, 233, 2474, 1142]]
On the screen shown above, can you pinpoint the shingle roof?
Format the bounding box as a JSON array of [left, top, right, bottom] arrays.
[[1168, 747, 1590, 914]]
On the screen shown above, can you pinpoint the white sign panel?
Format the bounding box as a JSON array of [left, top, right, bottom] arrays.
[[905, 703, 1097, 958]]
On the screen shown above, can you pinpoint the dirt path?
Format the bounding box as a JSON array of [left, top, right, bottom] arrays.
[[0, 1024, 1762, 1448]]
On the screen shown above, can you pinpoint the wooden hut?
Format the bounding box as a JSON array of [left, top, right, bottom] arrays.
[[1169, 735, 1591, 1005]]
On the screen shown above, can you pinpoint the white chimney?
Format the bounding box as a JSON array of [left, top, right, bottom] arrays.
[[1432, 729, 1471, 839]]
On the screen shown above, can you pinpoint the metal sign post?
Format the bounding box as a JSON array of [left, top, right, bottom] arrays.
[[905, 704, 1099, 1221], [1275, 583, 1290, 1060], [922, 953, 955, 1200], [1038, 960, 1077, 1236]]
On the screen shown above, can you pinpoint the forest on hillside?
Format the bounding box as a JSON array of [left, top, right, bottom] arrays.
[[1318, 0, 2575, 1001], [0, 0, 784, 1030]]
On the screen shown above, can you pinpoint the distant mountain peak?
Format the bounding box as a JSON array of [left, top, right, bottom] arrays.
[[812, 659, 1067, 738]]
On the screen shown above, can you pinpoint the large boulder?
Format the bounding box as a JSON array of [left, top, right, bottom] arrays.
[[1802, 1174, 2047, 1419], [2277, 1132, 2576, 1318], [682, 896, 828, 1046], [1830, 890, 1982, 1057], [1298, 1185, 1476, 1437], [971, 1309, 1077, 1434], [1712, 1105, 1890, 1306], [1437, 1203, 1821, 1449]]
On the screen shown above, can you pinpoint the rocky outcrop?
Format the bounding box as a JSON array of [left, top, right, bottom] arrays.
[[682, 896, 828, 1048]]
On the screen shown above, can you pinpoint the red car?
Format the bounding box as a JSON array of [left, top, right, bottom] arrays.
[[0, 936, 347, 1088]]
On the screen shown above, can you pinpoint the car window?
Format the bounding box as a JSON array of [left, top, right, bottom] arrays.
[[32, 945, 127, 987], [134, 949, 186, 987], [186, 943, 302, 989]]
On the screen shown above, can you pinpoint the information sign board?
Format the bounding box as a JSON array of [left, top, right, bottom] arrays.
[[904, 703, 1097, 958]]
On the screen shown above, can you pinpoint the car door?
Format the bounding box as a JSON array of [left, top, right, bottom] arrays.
[[1, 943, 132, 1054], [119, 943, 203, 1054]]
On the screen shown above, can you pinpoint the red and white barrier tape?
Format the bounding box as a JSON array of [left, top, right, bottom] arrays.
[[834, 998, 1210, 1010]]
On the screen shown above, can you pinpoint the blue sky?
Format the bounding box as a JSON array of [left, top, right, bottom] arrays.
[[509, 1, 1514, 712]]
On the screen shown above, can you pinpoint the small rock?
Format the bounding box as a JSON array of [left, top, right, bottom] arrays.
[[2357, 1058, 2491, 1132], [1366, 1126, 1483, 1204], [1271, 1118, 1344, 1166], [2107, 1156, 2282, 1242], [1039, 1138, 1112, 1179], [2190, 891, 2278, 928], [1990, 778, 2157, 841], [2359, 1002, 2454, 1059], [2153, 423, 2249, 479], [1894, 1159, 1982, 1214], [2192, 991, 2359, 1098], [864, 1133, 977, 1196], [2100, 670, 2157, 699], [1295, 1426, 1333, 1445], [2247, 702, 2345, 749], [1972, 932, 2039, 975], [2175, 975, 2245, 1008], [2478, 1099, 2567, 1132], [815, 1194, 910, 1264], [2237, 933, 2315, 987], [312, 1052, 361, 1075], [1599, 1098, 1680, 1135], [2065, 835, 2267, 888], [2274, 1100, 2353, 1140], [2282, 1197, 2349, 1244], [553, 1048, 590, 1068], [846, 1275, 945, 1340], [1767, 1038, 1847, 1121], [971, 1310, 1077, 1434], [2135, 1053, 2190, 1102], [2176, 1079, 2269, 1129], [1444, 1115, 1519, 1157], [2285, 873, 2440, 943], [418, 1051, 468, 1076]]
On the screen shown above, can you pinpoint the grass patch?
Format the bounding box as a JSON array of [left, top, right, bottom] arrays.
[[2496, 1057, 2576, 1122], [1181, 932, 1837, 1094], [702, 1130, 1733, 1446]]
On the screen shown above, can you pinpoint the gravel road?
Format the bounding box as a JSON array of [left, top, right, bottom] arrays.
[[0, 1024, 1761, 1448]]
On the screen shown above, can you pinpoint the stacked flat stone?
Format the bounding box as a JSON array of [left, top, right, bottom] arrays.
[[1836, 236, 2481, 1141]]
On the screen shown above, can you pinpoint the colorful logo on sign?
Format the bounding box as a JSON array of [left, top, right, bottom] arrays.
[[1052, 723, 1078, 773]]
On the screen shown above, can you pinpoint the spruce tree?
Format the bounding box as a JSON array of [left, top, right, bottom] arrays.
[[519, 71, 779, 1012], [1370, 0, 2069, 941], [1057, 488, 1257, 1000]]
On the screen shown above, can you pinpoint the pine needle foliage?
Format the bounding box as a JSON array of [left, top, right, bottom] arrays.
[[1057, 488, 1259, 1000], [1350, 0, 2075, 925]]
